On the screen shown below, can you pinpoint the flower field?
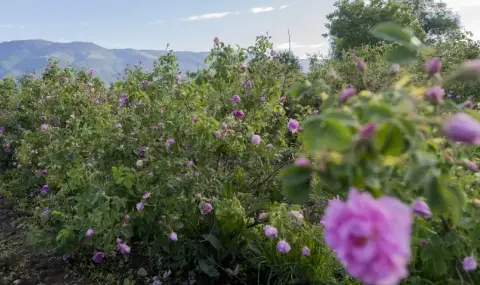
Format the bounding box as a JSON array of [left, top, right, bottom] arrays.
[[2, 17, 480, 285]]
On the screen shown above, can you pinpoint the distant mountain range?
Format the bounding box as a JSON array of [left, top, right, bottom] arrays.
[[0, 40, 310, 83]]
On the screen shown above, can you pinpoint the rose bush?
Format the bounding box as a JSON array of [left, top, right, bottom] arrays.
[[2, 23, 480, 284]]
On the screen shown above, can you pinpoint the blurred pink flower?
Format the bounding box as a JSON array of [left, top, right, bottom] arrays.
[[170, 232, 178, 241], [251, 134, 261, 145], [463, 257, 477, 271], [412, 199, 431, 219], [425, 57, 441, 74], [143, 192, 151, 199], [86, 228, 93, 237], [295, 157, 311, 167], [443, 113, 480, 145], [264, 225, 278, 238], [232, 95, 241, 104], [302, 246, 311, 256], [201, 202, 213, 215], [117, 242, 131, 255], [277, 240, 291, 253], [322, 188, 412, 285], [288, 119, 299, 133]]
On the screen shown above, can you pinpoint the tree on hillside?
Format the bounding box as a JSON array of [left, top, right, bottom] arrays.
[[324, 0, 425, 58]]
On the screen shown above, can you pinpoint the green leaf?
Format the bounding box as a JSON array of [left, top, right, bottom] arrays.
[[374, 123, 405, 156], [201, 234, 223, 251], [289, 81, 312, 99], [371, 23, 415, 45], [278, 166, 312, 204], [303, 117, 353, 152], [320, 110, 359, 127], [198, 259, 219, 278], [424, 173, 449, 215], [445, 60, 480, 84], [386, 45, 418, 63]]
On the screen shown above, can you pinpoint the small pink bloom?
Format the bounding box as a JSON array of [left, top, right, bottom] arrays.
[[187, 161, 195, 167], [214, 37, 220, 46], [277, 240, 291, 253], [412, 199, 432, 219], [466, 160, 478, 170], [251, 134, 261, 145], [302, 246, 311, 256], [232, 95, 241, 104], [195, 193, 202, 201], [136, 202, 144, 211], [295, 157, 311, 167], [264, 225, 278, 238], [290, 210, 304, 220], [143, 192, 151, 199], [201, 202, 213, 215], [288, 119, 300, 133], [358, 122, 377, 139], [260, 96, 266, 103], [357, 59, 366, 72], [170, 232, 178, 241], [463, 257, 477, 271], [192, 115, 199, 123], [92, 252, 104, 263], [424, 86, 445, 103], [340, 88, 357, 102], [425, 57, 441, 74], [258, 212, 266, 221], [419, 240, 429, 247], [86, 228, 93, 237], [165, 138, 175, 149], [232, 110, 245, 120], [464, 99, 473, 108], [443, 113, 480, 145], [117, 242, 131, 255]]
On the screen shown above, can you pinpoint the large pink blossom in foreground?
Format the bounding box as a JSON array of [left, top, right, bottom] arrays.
[[322, 188, 412, 285]]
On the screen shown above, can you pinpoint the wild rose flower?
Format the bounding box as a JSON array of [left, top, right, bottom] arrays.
[[463, 257, 477, 271], [443, 113, 480, 145], [86, 228, 94, 237], [213, 37, 220, 46], [357, 59, 366, 72], [277, 240, 291, 253], [322, 188, 412, 285], [295, 157, 311, 167], [139, 147, 146, 157], [170, 232, 178, 241], [192, 115, 199, 123], [241, 63, 247, 71], [117, 242, 131, 255], [201, 202, 213, 215], [40, 169, 48, 176], [187, 160, 195, 167], [260, 96, 266, 103], [86, 82, 94, 87], [358, 122, 377, 139], [94, 99, 100, 104], [115, 123, 122, 129], [136, 160, 144, 168], [41, 185, 49, 194], [214, 131, 222, 138], [4, 145, 10, 153], [92, 252, 104, 263], [165, 138, 175, 149], [232, 110, 245, 120], [40, 124, 49, 131], [232, 95, 241, 104], [88, 69, 94, 76], [194, 171, 200, 177], [425, 57, 441, 73], [424, 86, 445, 103], [288, 119, 300, 133], [143, 192, 151, 199], [412, 199, 432, 219], [175, 74, 181, 83], [264, 225, 278, 238], [141, 80, 150, 87], [42, 209, 50, 216], [340, 88, 357, 102], [245, 80, 253, 88], [251, 134, 261, 145], [0, 126, 4, 136], [258, 212, 266, 221], [302, 246, 311, 256], [119, 94, 127, 106], [136, 202, 144, 211]]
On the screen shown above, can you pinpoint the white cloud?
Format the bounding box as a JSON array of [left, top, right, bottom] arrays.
[[251, 7, 275, 14], [277, 42, 325, 49], [279, 3, 295, 10], [182, 12, 233, 21]]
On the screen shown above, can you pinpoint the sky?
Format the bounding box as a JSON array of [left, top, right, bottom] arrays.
[[0, 0, 479, 59]]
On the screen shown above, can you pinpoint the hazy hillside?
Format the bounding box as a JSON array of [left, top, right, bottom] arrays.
[[0, 40, 309, 83]]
